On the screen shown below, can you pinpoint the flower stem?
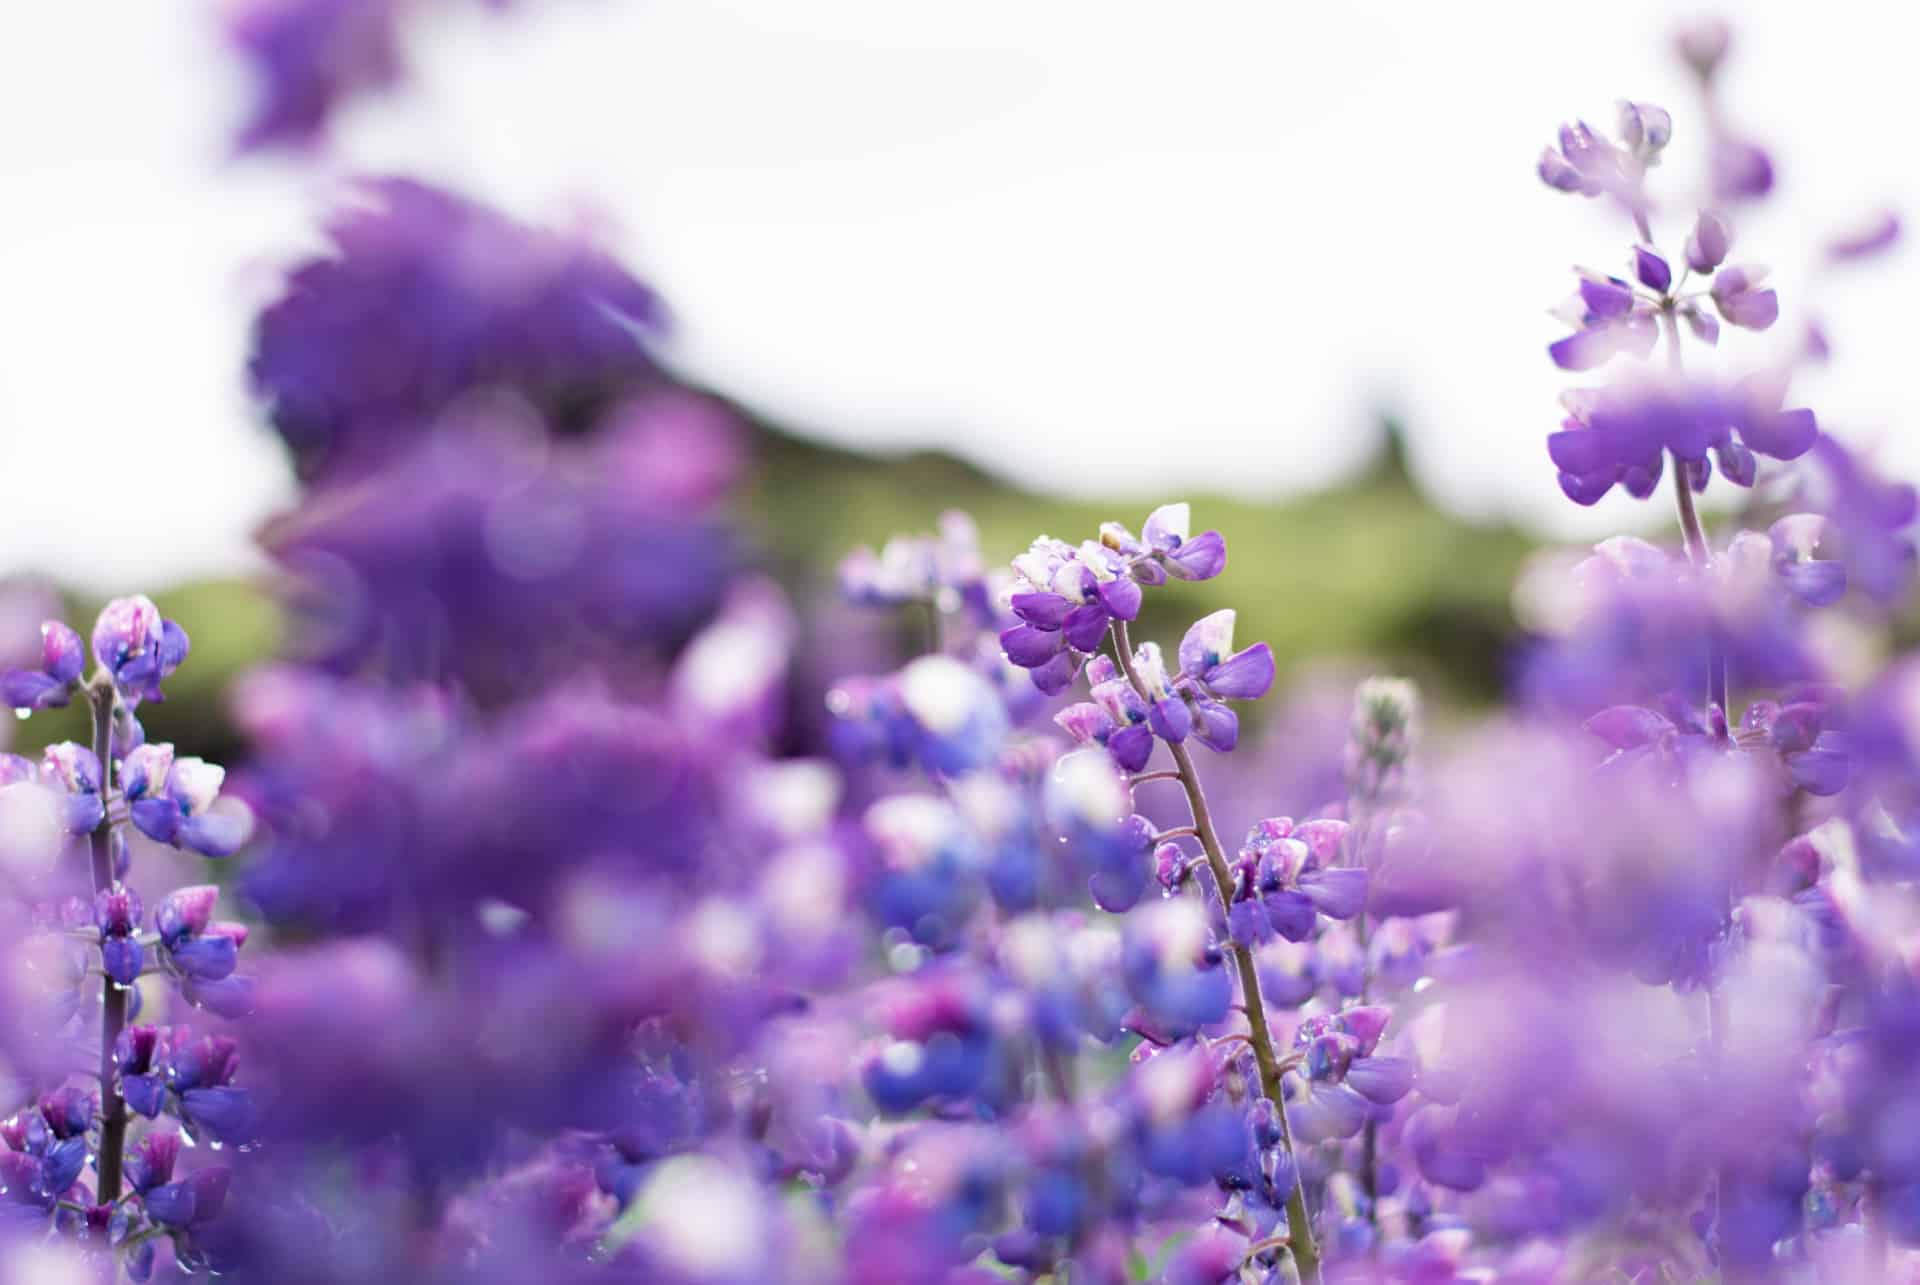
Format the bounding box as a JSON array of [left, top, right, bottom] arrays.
[[1661, 311, 1729, 718], [1111, 620, 1321, 1285], [87, 679, 129, 1205]]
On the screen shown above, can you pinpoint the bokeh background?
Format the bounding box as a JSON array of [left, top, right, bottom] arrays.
[[1, 0, 1914, 752]]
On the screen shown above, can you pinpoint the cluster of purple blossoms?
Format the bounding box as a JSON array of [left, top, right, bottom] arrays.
[[14, 11, 1920, 1285]]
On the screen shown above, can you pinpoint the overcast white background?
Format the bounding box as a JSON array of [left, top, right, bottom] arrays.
[[1, 1, 1914, 592]]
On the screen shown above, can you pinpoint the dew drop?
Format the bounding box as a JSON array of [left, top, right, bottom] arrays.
[[208, 1140, 224, 1152]]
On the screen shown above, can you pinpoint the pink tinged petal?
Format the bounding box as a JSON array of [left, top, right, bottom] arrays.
[[168, 758, 226, 815], [1205, 643, 1275, 701], [1341, 1004, 1392, 1053], [1291, 819, 1349, 865], [1346, 1055, 1416, 1105], [40, 622, 84, 684], [1632, 246, 1671, 293], [1000, 624, 1065, 669], [1163, 530, 1226, 581], [1584, 705, 1673, 749], [1177, 609, 1237, 679], [1827, 210, 1900, 261], [1054, 702, 1114, 745], [1011, 592, 1075, 628], [121, 743, 175, 801], [1095, 574, 1142, 621]]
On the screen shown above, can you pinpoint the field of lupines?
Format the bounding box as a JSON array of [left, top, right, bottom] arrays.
[[1, 11, 1916, 1285]]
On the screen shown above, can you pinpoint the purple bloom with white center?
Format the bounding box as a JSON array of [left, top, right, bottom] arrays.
[[91, 595, 189, 706], [123, 744, 249, 858], [1175, 610, 1277, 753]]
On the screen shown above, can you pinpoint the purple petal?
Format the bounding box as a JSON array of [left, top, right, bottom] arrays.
[[1686, 210, 1732, 273], [1827, 211, 1901, 262], [0, 669, 67, 711], [1163, 530, 1226, 581], [1094, 575, 1142, 622], [130, 796, 182, 846], [1029, 650, 1081, 696], [1789, 743, 1848, 796], [1292, 819, 1350, 864], [1205, 643, 1275, 701], [1011, 593, 1075, 629], [1346, 1055, 1417, 1105], [1148, 697, 1191, 744], [1062, 603, 1112, 654], [1632, 246, 1671, 293], [1107, 723, 1156, 773], [102, 938, 144, 988], [179, 810, 249, 858], [1263, 890, 1318, 942], [1190, 700, 1239, 753], [1715, 287, 1779, 330], [169, 936, 239, 982], [1740, 407, 1817, 461], [1000, 624, 1065, 669], [180, 1088, 255, 1145], [1296, 867, 1368, 920]]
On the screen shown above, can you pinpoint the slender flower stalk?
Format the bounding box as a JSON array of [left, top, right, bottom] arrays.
[[1111, 618, 1321, 1285], [86, 678, 129, 1204]]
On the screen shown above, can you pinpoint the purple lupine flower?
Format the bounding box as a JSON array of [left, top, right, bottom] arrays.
[[1547, 271, 1659, 371], [123, 745, 249, 858], [1794, 436, 1918, 605], [1174, 610, 1277, 752], [1631, 245, 1672, 293], [0, 620, 84, 712], [1710, 263, 1781, 330], [1121, 898, 1232, 1035], [226, 0, 406, 152], [1537, 120, 1631, 199], [95, 885, 144, 989], [38, 742, 104, 833], [91, 596, 189, 705], [155, 887, 249, 989], [1615, 101, 1673, 162], [123, 1129, 181, 1195], [840, 510, 995, 623], [250, 179, 667, 480], [1547, 375, 1817, 505]]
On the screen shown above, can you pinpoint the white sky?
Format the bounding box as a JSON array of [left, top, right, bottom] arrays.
[[1, 1, 1915, 592]]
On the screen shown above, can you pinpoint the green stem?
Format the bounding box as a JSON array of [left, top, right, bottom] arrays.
[[1110, 620, 1321, 1285]]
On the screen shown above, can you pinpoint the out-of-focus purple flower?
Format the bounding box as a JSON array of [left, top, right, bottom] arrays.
[[1826, 209, 1902, 262], [1685, 209, 1733, 273], [1711, 136, 1775, 202], [225, 0, 405, 152], [1710, 263, 1780, 330], [1793, 436, 1918, 605], [1537, 121, 1632, 200], [91, 596, 189, 705], [841, 511, 995, 625], [249, 179, 667, 479], [1122, 899, 1232, 1036], [1547, 375, 1817, 505], [0, 620, 84, 712]]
